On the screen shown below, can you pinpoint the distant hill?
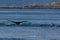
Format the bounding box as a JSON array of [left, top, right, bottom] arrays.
[[0, 2, 60, 9]]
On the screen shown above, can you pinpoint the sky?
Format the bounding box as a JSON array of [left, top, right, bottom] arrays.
[[0, 0, 59, 6]]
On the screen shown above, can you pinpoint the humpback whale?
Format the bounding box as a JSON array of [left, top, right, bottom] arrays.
[[7, 20, 27, 25]]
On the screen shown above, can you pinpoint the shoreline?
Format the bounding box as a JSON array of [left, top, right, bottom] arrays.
[[0, 2, 60, 9]]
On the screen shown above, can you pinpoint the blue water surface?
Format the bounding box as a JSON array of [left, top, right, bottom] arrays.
[[0, 9, 59, 40]]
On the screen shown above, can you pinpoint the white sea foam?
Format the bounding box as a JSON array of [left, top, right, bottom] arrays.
[[0, 11, 59, 13]]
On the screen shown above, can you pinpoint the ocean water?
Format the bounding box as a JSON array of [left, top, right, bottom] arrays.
[[0, 9, 59, 40]]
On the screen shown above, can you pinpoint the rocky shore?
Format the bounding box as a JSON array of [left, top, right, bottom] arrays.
[[0, 2, 60, 9]]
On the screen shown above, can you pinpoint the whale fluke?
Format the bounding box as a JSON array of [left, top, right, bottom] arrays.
[[7, 20, 28, 25]]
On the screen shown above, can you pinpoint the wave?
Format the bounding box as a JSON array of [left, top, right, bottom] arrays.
[[0, 11, 42, 13], [0, 11, 59, 13], [0, 38, 26, 40], [0, 21, 60, 27]]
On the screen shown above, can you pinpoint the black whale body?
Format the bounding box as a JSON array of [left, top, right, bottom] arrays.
[[0, 22, 59, 27], [0, 20, 60, 27]]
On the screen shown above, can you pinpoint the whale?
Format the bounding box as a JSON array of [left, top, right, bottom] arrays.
[[7, 20, 28, 25]]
